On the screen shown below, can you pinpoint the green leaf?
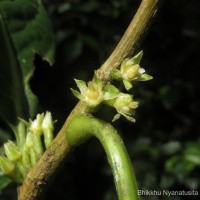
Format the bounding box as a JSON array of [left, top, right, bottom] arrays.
[[184, 143, 200, 165], [112, 113, 121, 122], [122, 114, 136, 123], [0, 0, 55, 117], [137, 73, 153, 81], [104, 85, 120, 100], [0, 174, 11, 191], [74, 79, 87, 94], [0, 13, 29, 127], [111, 69, 122, 80], [70, 89, 83, 100], [130, 50, 143, 65], [165, 155, 195, 176], [123, 80, 132, 90]]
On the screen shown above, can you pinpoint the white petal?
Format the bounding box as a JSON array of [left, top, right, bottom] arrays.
[[139, 68, 145, 74]]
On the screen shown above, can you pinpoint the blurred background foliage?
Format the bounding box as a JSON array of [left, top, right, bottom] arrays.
[[0, 0, 200, 199]]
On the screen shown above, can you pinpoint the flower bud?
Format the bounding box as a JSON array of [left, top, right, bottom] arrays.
[[16, 121, 27, 148], [84, 82, 103, 107], [25, 131, 33, 148], [21, 146, 31, 170], [71, 75, 104, 107], [29, 113, 44, 135], [0, 156, 24, 183], [119, 51, 152, 90], [0, 156, 15, 175], [113, 93, 138, 122], [4, 141, 21, 161], [42, 112, 54, 148], [121, 63, 140, 81], [42, 112, 54, 132]]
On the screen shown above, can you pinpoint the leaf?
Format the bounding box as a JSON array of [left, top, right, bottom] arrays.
[[112, 113, 121, 122], [184, 143, 200, 165], [74, 79, 87, 94], [0, 0, 55, 117], [130, 51, 143, 65], [111, 69, 122, 80], [0, 13, 29, 127], [104, 85, 120, 100], [122, 114, 136, 123], [137, 73, 153, 81], [0, 174, 11, 191], [123, 80, 132, 90], [70, 88, 83, 100]]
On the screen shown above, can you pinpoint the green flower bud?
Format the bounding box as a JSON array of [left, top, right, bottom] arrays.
[[15, 121, 27, 148], [84, 81, 104, 107], [4, 141, 21, 161], [42, 112, 54, 131], [71, 75, 104, 107], [119, 51, 153, 90], [33, 134, 44, 159], [42, 112, 54, 148], [0, 156, 24, 183], [25, 132, 37, 166], [113, 93, 138, 122], [25, 131, 33, 148], [21, 146, 31, 170], [0, 156, 15, 175], [121, 63, 140, 81], [29, 113, 44, 135]]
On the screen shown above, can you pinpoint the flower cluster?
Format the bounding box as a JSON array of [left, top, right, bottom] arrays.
[[0, 112, 55, 183], [71, 51, 152, 122]]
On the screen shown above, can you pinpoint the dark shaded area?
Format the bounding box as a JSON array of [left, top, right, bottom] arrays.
[[1, 0, 200, 199]]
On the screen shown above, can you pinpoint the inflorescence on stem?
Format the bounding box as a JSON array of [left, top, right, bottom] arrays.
[[0, 112, 55, 183], [71, 51, 152, 122]]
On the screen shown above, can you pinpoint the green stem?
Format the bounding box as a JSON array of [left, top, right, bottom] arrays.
[[67, 115, 139, 200]]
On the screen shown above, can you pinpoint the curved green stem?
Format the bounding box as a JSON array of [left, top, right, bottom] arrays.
[[67, 115, 139, 200]]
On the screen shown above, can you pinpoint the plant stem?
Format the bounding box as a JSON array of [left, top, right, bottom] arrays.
[[97, 0, 164, 81], [18, 0, 163, 199], [66, 0, 164, 123], [67, 115, 139, 200]]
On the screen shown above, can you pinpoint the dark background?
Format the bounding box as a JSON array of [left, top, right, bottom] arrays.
[[1, 0, 200, 199]]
